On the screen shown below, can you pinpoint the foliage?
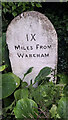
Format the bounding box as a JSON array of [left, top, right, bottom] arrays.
[[1, 2, 68, 120], [13, 98, 38, 118], [57, 97, 68, 119], [2, 2, 42, 32], [2, 2, 42, 16], [43, 3, 68, 73], [24, 67, 34, 79], [14, 88, 28, 101], [2, 66, 68, 119], [50, 105, 60, 119], [2, 72, 20, 99], [34, 67, 51, 83], [63, 85, 68, 96], [0, 65, 8, 72], [30, 82, 62, 109], [58, 73, 68, 84]]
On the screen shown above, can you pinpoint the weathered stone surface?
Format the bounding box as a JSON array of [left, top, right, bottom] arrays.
[[6, 11, 58, 85]]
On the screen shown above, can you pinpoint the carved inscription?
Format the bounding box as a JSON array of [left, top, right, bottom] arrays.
[[14, 34, 51, 58], [26, 34, 36, 41], [6, 11, 58, 85]]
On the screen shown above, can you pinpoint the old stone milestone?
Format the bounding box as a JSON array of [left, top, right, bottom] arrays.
[[6, 11, 58, 85]]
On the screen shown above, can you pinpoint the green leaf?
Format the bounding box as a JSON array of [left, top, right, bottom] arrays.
[[35, 67, 51, 83], [18, 2, 22, 7], [23, 3, 26, 11], [14, 88, 28, 101], [11, 73, 20, 88], [50, 104, 57, 118], [21, 82, 28, 88], [24, 67, 33, 78], [12, 6, 16, 11], [63, 85, 68, 96], [2, 73, 20, 99], [57, 97, 68, 118], [12, 12, 17, 17], [3, 8, 8, 13], [13, 98, 38, 118], [36, 3, 42, 8], [30, 87, 43, 104], [31, 3, 35, 7], [58, 73, 68, 84], [0, 65, 8, 72]]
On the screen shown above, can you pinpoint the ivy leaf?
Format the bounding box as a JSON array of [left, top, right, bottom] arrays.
[[12, 6, 16, 11], [13, 98, 38, 118], [18, 2, 22, 7], [12, 11, 17, 17], [35, 67, 51, 83], [36, 3, 42, 8], [23, 3, 26, 11], [24, 67, 33, 78], [3, 8, 8, 13], [31, 3, 35, 7], [2, 73, 20, 99]]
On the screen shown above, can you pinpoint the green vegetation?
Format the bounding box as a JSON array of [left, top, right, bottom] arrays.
[[0, 2, 68, 119], [1, 67, 68, 119]]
